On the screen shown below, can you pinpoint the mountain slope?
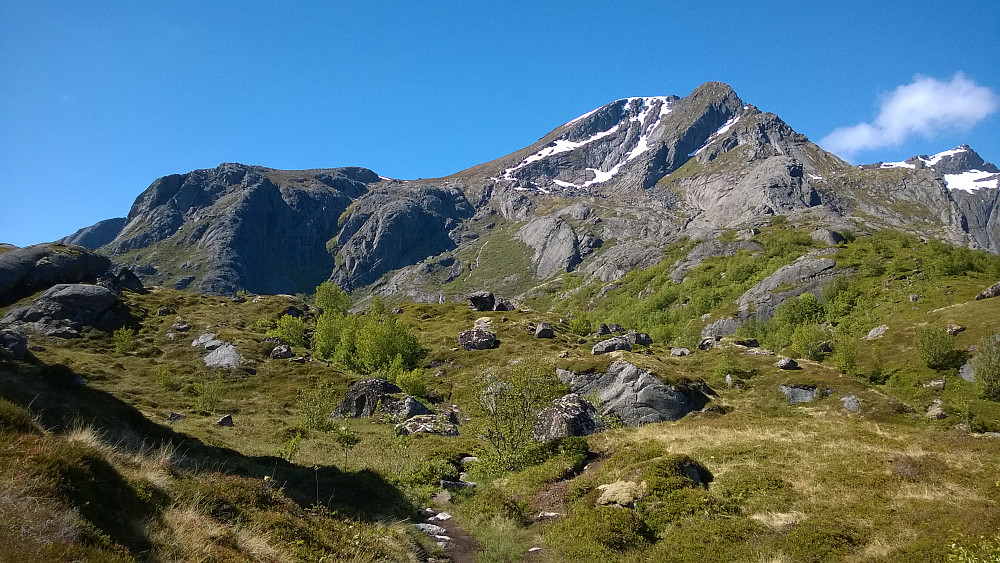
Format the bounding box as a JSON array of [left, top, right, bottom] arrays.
[[62, 82, 999, 298]]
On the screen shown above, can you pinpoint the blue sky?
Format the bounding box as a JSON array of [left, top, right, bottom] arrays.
[[2, 0, 998, 247]]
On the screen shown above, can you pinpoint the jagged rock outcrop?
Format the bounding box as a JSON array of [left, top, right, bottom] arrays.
[[333, 379, 403, 418], [57, 217, 126, 249], [0, 244, 112, 304], [380, 396, 433, 421], [332, 184, 475, 289], [555, 361, 707, 426], [102, 164, 380, 295], [737, 252, 839, 321], [0, 283, 122, 338], [533, 393, 604, 442], [592, 336, 632, 355]]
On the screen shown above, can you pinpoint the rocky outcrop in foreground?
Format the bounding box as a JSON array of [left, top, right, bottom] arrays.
[[556, 361, 709, 426]]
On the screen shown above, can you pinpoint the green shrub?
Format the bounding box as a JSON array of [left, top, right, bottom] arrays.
[[781, 517, 862, 562], [112, 327, 137, 355], [314, 313, 424, 375], [546, 506, 654, 557], [465, 488, 528, 525], [299, 387, 338, 431], [790, 324, 832, 361], [916, 325, 958, 370], [973, 333, 1000, 401], [832, 337, 858, 375], [267, 315, 308, 348], [568, 316, 592, 336]]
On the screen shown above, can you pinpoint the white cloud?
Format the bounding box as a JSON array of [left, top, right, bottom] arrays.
[[820, 73, 998, 157]]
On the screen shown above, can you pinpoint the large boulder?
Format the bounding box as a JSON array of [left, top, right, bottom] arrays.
[[533, 393, 604, 442], [592, 336, 632, 355], [0, 244, 112, 304], [380, 395, 433, 421], [468, 291, 496, 311], [625, 331, 653, 347], [333, 379, 403, 418], [736, 253, 838, 321], [0, 283, 121, 338], [203, 343, 242, 368], [810, 228, 845, 246], [976, 281, 1000, 300], [458, 329, 497, 350], [535, 322, 555, 339], [556, 361, 705, 426], [395, 415, 459, 436]]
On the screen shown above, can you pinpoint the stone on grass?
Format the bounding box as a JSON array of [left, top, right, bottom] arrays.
[[270, 344, 293, 359], [534, 322, 555, 338], [776, 357, 799, 370], [217, 414, 234, 427], [975, 281, 1000, 300], [864, 325, 888, 340], [841, 395, 860, 412], [924, 379, 946, 390], [670, 347, 691, 357], [779, 384, 818, 405], [458, 328, 497, 350], [592, 336, 632, 355], [926, 399, 947, 419], [532, 394, 603, 442], [334, 379, 401, 418], [203, 343, 242, 368], [468, 291, 495, 311], [625, 331, 653, 346], [395, 414, 459, 436], [0, 328, 28, 361]]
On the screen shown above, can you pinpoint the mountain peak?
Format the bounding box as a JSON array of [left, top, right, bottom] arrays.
[[872, 145, 1000, 192]]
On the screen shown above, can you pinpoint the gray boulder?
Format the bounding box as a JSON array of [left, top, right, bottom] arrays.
[[535, 322, 555, 339], [381, 395, 432, 421], [960, 362, 975, 383], [468, 291, 496, 311], [532, 393, 604, 442], [592, 336, 632, 355], [395, 415, 459, 436], [494, 298, 515, 311], [779, 384, 817, 404], [334, 379, 402, 418], [841, 395, 860, 412], [203, 344, 242, 368], [0, 244, 112, 303], [459, 329, 497, 350], [701, 318, 743, 340], [976, 281, 1000, 300], [776, 357, 799, 370], [270, 344, 294, 359], [670, 347, 691, 357], [625, 331, 653, 347], [0, 328, 28, 361], [217, 414, 234, 427], [864, 325, 888, 340], [556, 361, 702, 426], [810, 228, 845, 246], [191, 333, 224, 350], [0, 283, 121, 338]]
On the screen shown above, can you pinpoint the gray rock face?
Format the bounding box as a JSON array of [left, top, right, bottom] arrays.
[[458, 329, 497, 350], [737, 253, 837, 321], [0, 244, 112, 304], [106, 164, 380, 295], [533, 393, 604, 442], [0, 328, 28, 361], [334, 379, 402, 418], [670, 239, 763, 282], [333, 184, 475, 289], [516, 216, 586, 278], [592, 336, 632, 355], [556, 361, 701, 426], [670, 347, 691, 357], [203, 344, 242, 368], [57, 217, 127, 250], [1, 284, 121, 338], [535, 322, 555, 338], [701, 318, 743, 340], [960, 362, 976, 383]]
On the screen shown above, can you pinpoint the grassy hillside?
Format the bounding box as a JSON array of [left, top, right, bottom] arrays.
[[3, 227, 1000, 561]]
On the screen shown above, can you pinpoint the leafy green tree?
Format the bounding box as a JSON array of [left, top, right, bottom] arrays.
[[475, 360, 558, 471], [267, 314, 308, 348], [112, 327, 137, 355], [315, 281, 351, 316]]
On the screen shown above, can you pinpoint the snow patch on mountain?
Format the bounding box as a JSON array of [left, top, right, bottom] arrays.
[[499, 96, 675, 189], [691, 114, 742, 157], [945, 171, 1000, 192]]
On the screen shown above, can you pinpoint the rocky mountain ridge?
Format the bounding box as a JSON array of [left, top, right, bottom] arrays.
[[46, 82, 1000, 297]]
